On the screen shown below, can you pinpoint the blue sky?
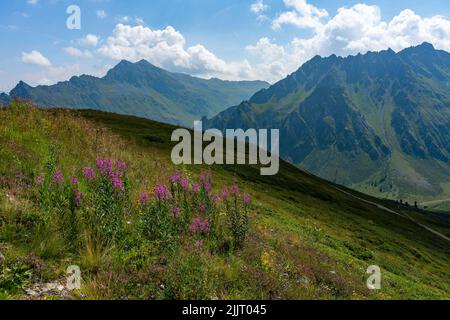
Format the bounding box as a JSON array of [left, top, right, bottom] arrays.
[[1, 0, 450, 92]]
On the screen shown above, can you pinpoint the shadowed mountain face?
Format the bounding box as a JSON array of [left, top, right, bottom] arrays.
[[6, 59, 269, 127], [207, 43, 450, 201], [0, 93, 10, 106]]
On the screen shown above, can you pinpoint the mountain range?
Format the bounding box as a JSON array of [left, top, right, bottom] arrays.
[[207, 43, 450, 203], [3, 43, 450, 204], [2, 60, 268, 126]]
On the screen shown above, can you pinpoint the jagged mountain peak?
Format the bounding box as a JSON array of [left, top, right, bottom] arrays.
[[208, 43, 450, 200]]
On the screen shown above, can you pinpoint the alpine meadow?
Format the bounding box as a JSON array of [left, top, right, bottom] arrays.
[[0, 0, 449, 306]]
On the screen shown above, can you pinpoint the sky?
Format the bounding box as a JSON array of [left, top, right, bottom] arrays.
[[1, 0, 450, 92]]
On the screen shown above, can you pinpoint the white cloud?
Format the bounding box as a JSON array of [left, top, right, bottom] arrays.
[[17, 1, 450, 87], [79, 34, 99, 47], [98, 24, 254, 80], [96, 10, 107, 19], [272, 0, 328, 31], [250, 0, 269, 22], [16, 64, 81, 88], [63, 47, 93, 58], [21, 50, 51, 67], [245, 2, 450, 82], [27, 0, 38, 5], [116, 16, 146, 25], [250, 0, 268, 14]]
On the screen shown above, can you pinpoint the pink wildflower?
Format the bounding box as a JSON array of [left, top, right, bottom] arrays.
[[74, 191, 84, 207], [194, 240, 204, 248], [168, 171, 181, 184], [231, 183, 239, 196], [170, 205, 181, 219], [180, 178, 189, 190], [96, 158, 113, 176], [111, 176, 124, 192], [153, 184, 173, 201], [189, 217, 210, 234], [70, 176, 78, 186], [243, 193, 251, 206], [191, 183, 200, 193], [116, 161, 127, 175], [213, 194, 220, 207], [140, 191, 150, 205], [222, 187, 229, 201], [35, 175, 44, 187], [203, 182, 212, 193], [52, 170, 64, 185], [83, 167, 95, 181]]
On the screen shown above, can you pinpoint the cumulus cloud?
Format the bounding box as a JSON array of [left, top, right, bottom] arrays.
[[98, 24, 254, 80], [116, 16, 146, 25], [19, 1, 450, 86], [250, 0, 269, 21], [21, 50, 51, 67], [272, 0, 328, 31], [79, 34, 99, 47], [247, 2, 450, 82], [63, 47, 93, 58]]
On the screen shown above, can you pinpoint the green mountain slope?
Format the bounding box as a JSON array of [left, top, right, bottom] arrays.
[[0, 103, 449, 300], [207, 43, 450, 204], [6, 60, 268, 127]]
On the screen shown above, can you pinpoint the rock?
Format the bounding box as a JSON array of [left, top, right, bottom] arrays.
[[25, 289, 39, 297], [299, 276, 309, 285]]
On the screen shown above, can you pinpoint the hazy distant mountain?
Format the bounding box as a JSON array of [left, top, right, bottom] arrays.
[[207, 43, 450, 201], [6, 59, 269, 126], [0, 93, 9, 106]]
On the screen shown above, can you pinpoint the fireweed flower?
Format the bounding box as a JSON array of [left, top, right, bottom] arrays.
[[191, 183, 200, 193], [52, 170, 64, 186], [231, 183, 239, 196], [111, 176, 124, 193], [213, 194, 220, 207], [170, 205, 181, 219], [243, 193, 251, 206], [199, 171, 211, 184], [168, 171, 181, 184], [116, 161, 127, 175], [140, 191, 150, 205], [74, 191, 84, 207], [180, 178, 189, 190], [35, 175, 44, 187], [83, 167, 95, 181], [96, 158, 113, 176], [153, 184, 173, 201], [199, 204, 206, 214], [70, 176, 78, 186], [189, 217, 210, 234], [222, 187, 229, 201], [203, 182, 212, 193], [194, 240, 204, 248]]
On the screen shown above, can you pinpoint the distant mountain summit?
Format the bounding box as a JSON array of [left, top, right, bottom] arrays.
[[0, 92, 10, 106], [5, 60, 269, 126], [207, 43, 450, 201]]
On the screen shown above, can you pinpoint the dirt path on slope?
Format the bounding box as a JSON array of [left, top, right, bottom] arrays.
[[333, 186, 450, 243]]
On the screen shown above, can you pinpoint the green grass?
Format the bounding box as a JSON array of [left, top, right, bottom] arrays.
[[0, 103, 449, 300]]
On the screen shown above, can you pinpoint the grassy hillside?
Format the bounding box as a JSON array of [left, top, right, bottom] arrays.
[[0, 102, 449, 300]]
